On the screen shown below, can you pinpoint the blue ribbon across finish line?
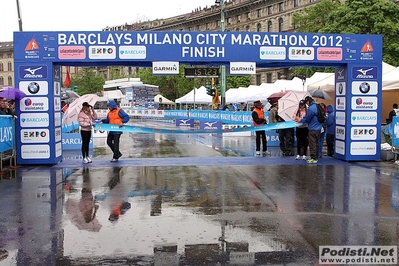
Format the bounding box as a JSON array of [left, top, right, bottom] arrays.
[[94, 121, 302, 134]]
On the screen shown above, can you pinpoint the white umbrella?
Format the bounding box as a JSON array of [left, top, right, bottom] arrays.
[[278, 91, 310, 122], [62, 93, 99, 125]]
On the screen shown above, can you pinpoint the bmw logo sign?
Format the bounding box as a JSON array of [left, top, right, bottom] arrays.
[[28, 82, 40, 94], [338, 83, 343, 94], [359, 82, 370, 94]]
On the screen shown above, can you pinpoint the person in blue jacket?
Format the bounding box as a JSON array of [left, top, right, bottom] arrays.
[[300, 96, 322, 164], [101, 101, 130, 162], [325, 104, 335, 157]]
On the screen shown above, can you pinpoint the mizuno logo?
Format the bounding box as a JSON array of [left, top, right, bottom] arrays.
[[25, 67, 43, 75], [356, 68, 373, 76], [204, 122, 217, 127]]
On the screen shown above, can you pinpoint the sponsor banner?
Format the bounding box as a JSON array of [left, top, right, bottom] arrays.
[[152, 61, 179, 75], [335, 97, 346, 111], [199, 120, 222, 130], [259, 47, 286, 60], [229, 62, 256, 75], [62, 133, 94, 150], [58, 46, 86, 59], [19, 97, 49, 112], [21, 129, 50, 143], [351, 126, 377, 140], [317, 48, 342, 61], [335, 140, 345, 155], [21, 144, 50, 159], [351, 111, 378, 125], [95, 121, 302, 134], [288, 47, 314, 60], [336, 82, 346, 96], [351, 96, 378, 110], [19, 80, 48, 96], [351, 81, 378, 95], [176, 118, 194, 127], [352, 66, 377, 80], [89, 46, 116, 59], [20, 113, 49, 128], [335, 126, 345, 141], [0, 115, 14, 153], [335, 111, 346, 126], [19, 65, 48, 79], [319, 245, 397, 265], [350, 141, 377, 155], [119, 45, 146, 59]]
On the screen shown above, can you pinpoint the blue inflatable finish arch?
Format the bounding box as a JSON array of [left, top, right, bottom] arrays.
[[13, 31, 382, 164]]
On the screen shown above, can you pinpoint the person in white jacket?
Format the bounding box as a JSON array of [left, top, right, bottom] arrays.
[[78, 102, 98, 163]]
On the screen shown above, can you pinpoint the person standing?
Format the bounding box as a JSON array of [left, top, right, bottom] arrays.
[[318, 102, 327, 158], [252, 100, 269, 157], [78, 102, 98, 163], [387, 103, 398, 124], [293, 100, 308, 160], [325, 104, 335, 157], [301, 96, 322, 164], [101, 101, 130, 162]]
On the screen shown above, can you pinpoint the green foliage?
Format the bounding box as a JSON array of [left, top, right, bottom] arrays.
[[226, 76, 251, 89], [292, 0, 399, 66], [70, 67, 105, 95]]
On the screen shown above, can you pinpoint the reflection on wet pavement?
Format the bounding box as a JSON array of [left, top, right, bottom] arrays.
[[0, 127, 399, 265]]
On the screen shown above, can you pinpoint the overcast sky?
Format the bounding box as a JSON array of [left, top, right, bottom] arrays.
[[1, 0, 218, 42]]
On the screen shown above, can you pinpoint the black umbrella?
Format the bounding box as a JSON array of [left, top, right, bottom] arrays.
[[61, 88, 80, 101], [308, 88, 332, 100]]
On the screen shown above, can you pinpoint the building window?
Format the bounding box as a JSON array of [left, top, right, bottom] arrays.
[[206, 23, 210, 30], [7, 61, 12, 71], [257, 9, 262, 18], [237, 15, 241, 22], [256, 74, 261, 85], [227, 17, 232, 25], [279, 18, 284, 32], [216, 20, 220, 28], [247, 12, 251, 20], [294, 0, 299, 7], [236, 27, 240, 31], [188, 27, 192, 31], [196, 25, 201, 31], [268, 21, 273, 32], [266, 73, 272, 83], [257, 23, 262, 32], [0, 76, 3, 85], [0, 63, 3, 72], [246, 25, 250, 32], [267, 6, 273, 15], [278, 2, 284, 12], [7, 76, 12, 86], [310, 0, 315, 2]]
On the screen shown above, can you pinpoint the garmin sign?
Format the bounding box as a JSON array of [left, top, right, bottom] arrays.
[[152, 61, 179, 75]]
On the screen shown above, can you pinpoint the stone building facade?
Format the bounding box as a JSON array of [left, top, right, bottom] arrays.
[[0, 42, 14, 88]]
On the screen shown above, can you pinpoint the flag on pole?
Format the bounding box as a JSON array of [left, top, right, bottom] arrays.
[[64, 67, 71, 88]]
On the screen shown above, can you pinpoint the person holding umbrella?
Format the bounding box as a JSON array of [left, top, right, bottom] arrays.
[[78, 102, 98, 163], [300, 96, 322, 164]]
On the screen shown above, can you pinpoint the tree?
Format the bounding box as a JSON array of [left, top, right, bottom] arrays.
[[70, 67, 105, 95], [321, 0, 399, 66], [292, 0, 399, 66]]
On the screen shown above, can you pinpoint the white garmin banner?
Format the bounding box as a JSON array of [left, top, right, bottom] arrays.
[[152, 61, 179, 75], [229, 62, 256, 75]]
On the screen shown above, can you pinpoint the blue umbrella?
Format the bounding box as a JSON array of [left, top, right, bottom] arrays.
[[0, 87, 27, 100]]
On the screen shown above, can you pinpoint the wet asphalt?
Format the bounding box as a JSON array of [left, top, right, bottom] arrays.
[[0, 121, 399, 265]]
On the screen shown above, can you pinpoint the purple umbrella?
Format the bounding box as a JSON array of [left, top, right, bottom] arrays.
[[0, 87, 27, 100]]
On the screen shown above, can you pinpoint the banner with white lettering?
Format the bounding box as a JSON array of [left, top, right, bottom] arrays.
[[0, 115, 14, 152]]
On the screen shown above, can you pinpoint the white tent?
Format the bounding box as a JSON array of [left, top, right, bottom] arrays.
[[383, 66, 399, 90], [175, 86, 212, 104], [273, 77, 305, 91], [306, 73, 335, 92]]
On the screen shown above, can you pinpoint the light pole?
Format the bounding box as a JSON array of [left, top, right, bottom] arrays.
[[216, 0, 226, 107], [16, 0, 23, 31]]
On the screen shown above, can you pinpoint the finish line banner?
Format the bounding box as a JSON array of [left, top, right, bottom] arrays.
[[94, 121, 301, 134]]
